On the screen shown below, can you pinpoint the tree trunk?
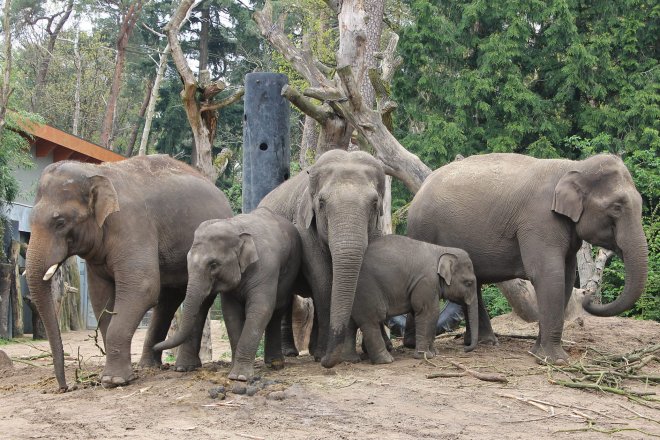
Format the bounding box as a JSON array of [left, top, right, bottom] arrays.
[[139, 45, 169, 155], [0, 263, 12, 339], [30, 0, 74, 112], [299, 116, 319, 167], [10, 241, 23, 337], [100, 1, 144, 150], [125, 76, 154, 157], [72, 15, 82, 136], [0, 0, 12, 132]]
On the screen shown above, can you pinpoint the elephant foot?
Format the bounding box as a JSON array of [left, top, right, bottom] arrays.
[[370, 351, 393, 364], [265, 357, 285, 370], [228, 363, 254, 381], [465, 330, 499, 346], [413, 349, 436, 360], [173, 362, 201, 373], [530, 340, 569, 365], [101, 370, 136, 388], [137, 355, 162, 368], [403, 336, 415, 349], [282, 346, 299, 357], [174, 352, 202, 372]]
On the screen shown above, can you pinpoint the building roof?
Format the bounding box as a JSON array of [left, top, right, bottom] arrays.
[[16, 115, 125, 164]]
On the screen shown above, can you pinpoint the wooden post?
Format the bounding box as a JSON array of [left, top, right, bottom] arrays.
[[0, 263, 12, 339], [10, 240, 23, 337], [242, 72, 291, 213]]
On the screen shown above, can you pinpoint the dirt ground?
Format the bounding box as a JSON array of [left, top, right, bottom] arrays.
[[0, 315, 658, 440]]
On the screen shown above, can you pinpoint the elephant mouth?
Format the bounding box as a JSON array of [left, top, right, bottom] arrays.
[[43, 263, 61, 281]]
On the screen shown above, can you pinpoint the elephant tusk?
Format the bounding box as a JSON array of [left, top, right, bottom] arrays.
[[43, 264, 60, 281], [21, 269, 27, 277]]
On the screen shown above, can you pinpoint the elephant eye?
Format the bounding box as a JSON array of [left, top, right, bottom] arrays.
[[464, 280, 473, 287], [208, 261, 220, 270], [318, 198, 325, 210], [54, 218, 67, 229]]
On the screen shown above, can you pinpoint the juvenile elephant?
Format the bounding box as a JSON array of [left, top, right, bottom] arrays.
[[407, 153, 648, 363], [25, 155, 233, 390], [349, 235, 479, 364], [153, 208, 302, 381], [259, 149, 385, 368]]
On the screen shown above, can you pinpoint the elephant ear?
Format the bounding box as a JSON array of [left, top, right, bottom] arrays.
[[88, 175, 120, 228], [552, 171, 584, 222], [437, 253, 458, 286], [298, 187, 315, 229], [238, 233, 259, 273]]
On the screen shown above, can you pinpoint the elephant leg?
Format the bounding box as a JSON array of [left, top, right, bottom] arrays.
[[265, 308, 285, 370], [524, 250, 570, 364], [101, 271, 159, 387], [220, 292, 245, 365], [302, 249, 332, 362], [412, 295, 440, 360], [228, 288, 275, 381], [464, 284, 498, 346], [361, 322, 393, 364], [403, 313, 415, 348], [563, 255, 577, 311], [173, 293, 215, 372], [139, 286, 185, 368], [341, 319, 360, 363], [309, 310, 319, 357], [87, 268, 115, 348], [280, 301, 298, 357]]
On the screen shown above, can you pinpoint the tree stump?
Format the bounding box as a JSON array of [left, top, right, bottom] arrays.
[[0, 349, 13, 370]]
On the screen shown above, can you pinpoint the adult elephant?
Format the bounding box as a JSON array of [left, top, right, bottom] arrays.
[[407, 153, 648, 363], [259, 149, 385, 368], [25, 155, 233, 390]]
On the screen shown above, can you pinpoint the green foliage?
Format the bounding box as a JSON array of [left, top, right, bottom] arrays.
[[481, 284, 512, 317], [394, 0, 660, 168], [0, 111, 37, 261]]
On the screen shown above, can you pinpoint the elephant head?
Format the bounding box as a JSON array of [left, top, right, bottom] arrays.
[[25, 161, 120, 390], [552, 154, 648, 316], [437, 251, 479, 352], [299, 150, 385, 368], [153, 220, 258, 352]]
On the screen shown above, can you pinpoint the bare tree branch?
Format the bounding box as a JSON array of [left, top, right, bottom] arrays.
[[201, 88, 245, 112]]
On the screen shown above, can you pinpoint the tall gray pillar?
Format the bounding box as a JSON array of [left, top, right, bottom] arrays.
[[242, 72, 290, 213]]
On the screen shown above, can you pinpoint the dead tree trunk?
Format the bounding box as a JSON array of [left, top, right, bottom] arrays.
[[29, 0, 74, 112], [165, 0, 244, 181], [100, 1, 144, 150], [0, 0, 13, 132], [125, 77, 154, 157], [255, 0, 431, 193]]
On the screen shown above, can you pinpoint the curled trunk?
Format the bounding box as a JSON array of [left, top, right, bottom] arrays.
[[153, 280, 206, 352], [583, 225, 648, 316]]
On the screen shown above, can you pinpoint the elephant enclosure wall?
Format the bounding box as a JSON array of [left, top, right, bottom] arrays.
[[0, 315, 658, 439]]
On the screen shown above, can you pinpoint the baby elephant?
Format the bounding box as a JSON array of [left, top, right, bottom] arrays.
[[350, 235, 479, 363], [154, 208, 302, 381]]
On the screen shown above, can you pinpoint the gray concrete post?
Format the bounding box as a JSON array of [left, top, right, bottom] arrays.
[[242, 72, 290, 213]]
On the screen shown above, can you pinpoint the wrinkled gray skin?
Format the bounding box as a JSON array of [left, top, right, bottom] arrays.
[[259, 150, 385, 368], [407, 153, 648, 363], [25, 155, 233, 390], [153, 208, 302, 381], [347, 235, 479, 364]]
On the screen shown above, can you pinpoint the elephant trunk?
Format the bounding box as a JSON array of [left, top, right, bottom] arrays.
[[583, 222, 648, 316], [25, 238, 68, 391], [321, 212, 368, 368], [464, 295, 479, 352], [153, 279, 207, 352]]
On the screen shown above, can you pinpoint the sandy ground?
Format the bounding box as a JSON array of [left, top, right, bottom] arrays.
[[0, 315, 658, 439]]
